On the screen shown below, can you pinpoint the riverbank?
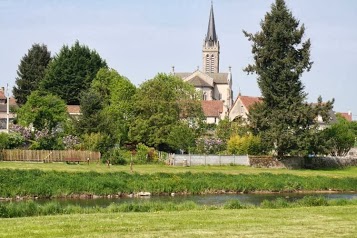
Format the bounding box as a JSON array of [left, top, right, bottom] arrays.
[[1, 205, 356, 237], [1, 168, 357, 199], [1, 196, 357, 218]]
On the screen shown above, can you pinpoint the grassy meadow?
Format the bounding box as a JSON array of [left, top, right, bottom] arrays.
[[1, 161, 357, 178], [1, 205, 356, 237]]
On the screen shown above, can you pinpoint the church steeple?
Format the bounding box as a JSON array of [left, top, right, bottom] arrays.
[[205, 3, 218, 46], [203, 2, 220, 74]]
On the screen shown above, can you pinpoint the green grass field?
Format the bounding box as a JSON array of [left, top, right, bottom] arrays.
[[1, 161, 357, 178], [1, 206, 356, 238]]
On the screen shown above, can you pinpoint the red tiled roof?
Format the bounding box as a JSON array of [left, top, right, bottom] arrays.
[[201, 100, 223, 117], [338, 112, 352, 122], [0, 90, 6, 100], [239, 96, 262, 110], [9, 97, 17, 106], [67, 105, 81, 114]]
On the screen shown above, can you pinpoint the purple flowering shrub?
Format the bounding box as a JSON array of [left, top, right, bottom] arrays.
[[62, 135, 81, 149], [195, 137, 225, 154]]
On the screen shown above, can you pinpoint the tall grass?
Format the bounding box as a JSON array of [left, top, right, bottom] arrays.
[[1, 197, 357, 218], [1, 169, 357, 198]]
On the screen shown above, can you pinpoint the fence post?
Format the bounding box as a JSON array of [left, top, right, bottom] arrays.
[[234, 155, 236, 165], [219, 155, 221, 166], [189, 153, 191, 166], [205, 155, 207, 166]]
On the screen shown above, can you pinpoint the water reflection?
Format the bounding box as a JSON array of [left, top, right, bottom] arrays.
[[27, 192, 357, 207]]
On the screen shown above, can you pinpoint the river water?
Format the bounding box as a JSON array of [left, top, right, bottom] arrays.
[[19, 192, 357, 207]]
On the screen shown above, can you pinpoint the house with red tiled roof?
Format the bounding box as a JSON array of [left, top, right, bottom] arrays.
[[229, 95, 262, 121], [337, 112, 352, 122]]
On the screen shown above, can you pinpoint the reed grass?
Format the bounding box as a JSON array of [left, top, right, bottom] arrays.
[[1, 169, 357, 198], [1, 196, 357, 218]]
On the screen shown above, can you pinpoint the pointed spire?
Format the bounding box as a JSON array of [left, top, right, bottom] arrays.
[[205, 2, 217, 46]]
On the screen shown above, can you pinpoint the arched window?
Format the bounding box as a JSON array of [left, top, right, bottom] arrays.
[[203, 92, 207, 101]]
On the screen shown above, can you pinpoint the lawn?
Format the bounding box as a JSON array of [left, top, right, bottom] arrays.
[[0, 206, 356, 237], [1, 161, 357, 178]]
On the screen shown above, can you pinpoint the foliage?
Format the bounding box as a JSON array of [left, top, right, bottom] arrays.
[[16, 91, 68, 131], [13, 43, 52, 105], [195, 137, 224, 154], [62, 135, 81, 150], [323, 115, 355, 156], [216, 118, 250, 143], [135, 143, 158, 163], [243, 0, 334, 157], [92, 68, 136, 145], [1, 169, 357, 199], [40, 41, 107, 105], [103, 148, 131, 165], [129, 73, 204, 151], [76, 89, 103, 134], [0, 132, 24, 150], [81, 133, 113, 154], [227, 134, 264, 155], [167, 122, 196, 153]]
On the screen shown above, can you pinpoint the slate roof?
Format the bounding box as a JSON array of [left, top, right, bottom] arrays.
[[188, 76, 213, 87], [175, 72, 228, 85], [205, 3, 218, 45], [201, 100, 223, 117]]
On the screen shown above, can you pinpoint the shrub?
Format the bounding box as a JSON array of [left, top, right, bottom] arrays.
[[227, 134, 263, 155]]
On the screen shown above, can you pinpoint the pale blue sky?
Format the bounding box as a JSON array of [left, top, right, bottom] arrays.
[[1, 0, 357, 117]]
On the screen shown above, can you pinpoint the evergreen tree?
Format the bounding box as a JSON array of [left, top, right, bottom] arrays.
[[13, 43, 51, 105], [40, 41, 107, 105], [243, 0, 333, 157]]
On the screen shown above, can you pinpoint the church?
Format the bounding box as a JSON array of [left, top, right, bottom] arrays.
[[174, 4, 233, 124]]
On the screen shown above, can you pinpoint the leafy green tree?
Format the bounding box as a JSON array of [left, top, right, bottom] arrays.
[[92, 68, 136, 144], [40, 41, 107, 105], [13, 43, 51, 105], [16, 91, 68, 131], [323, 115, 355, 156], [76, 89, 103, 134], [243, 0, 333, 157], [77, 68, 136, 145], [167, 122, 196, 153], [129, 73, 203, 151]]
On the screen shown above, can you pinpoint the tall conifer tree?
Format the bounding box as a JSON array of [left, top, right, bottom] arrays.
[[244, 0, 333, 157], [13, 43, 51, 105], [41, 41, 107, 105]]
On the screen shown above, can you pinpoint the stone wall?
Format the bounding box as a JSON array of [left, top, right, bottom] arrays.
[[249, 156, 304, 169], [249, 156, 357, 169]]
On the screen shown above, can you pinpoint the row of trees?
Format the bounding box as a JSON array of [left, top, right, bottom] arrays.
[[2, 0, 355, 161]]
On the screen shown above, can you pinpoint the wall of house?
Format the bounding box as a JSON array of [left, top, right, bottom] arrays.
[[229, 99, 248, 121], [205, 116, 219, 124]]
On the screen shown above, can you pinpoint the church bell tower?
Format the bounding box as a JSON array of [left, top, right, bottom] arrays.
[[202, 3, 220, 74]]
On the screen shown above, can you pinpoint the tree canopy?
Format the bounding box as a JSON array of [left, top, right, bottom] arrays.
[[129, 73, 204, 151], [13, 43, 51, 105], [16, 90, 68, 131], [40, 41, 107, 105], [244, 0, 333, 157]]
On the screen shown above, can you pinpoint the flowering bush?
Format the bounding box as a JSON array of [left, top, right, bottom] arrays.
[[62, 135, 81, 149], [195, 137, 225, 154]]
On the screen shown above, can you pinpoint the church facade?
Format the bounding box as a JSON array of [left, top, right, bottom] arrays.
[[174, 4, 233, 124]]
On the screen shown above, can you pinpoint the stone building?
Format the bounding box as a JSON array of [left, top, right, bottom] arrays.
[[174, 4, 233, 124]]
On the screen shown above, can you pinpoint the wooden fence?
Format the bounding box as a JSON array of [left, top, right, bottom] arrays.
[[0, 149, 100, 163]]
